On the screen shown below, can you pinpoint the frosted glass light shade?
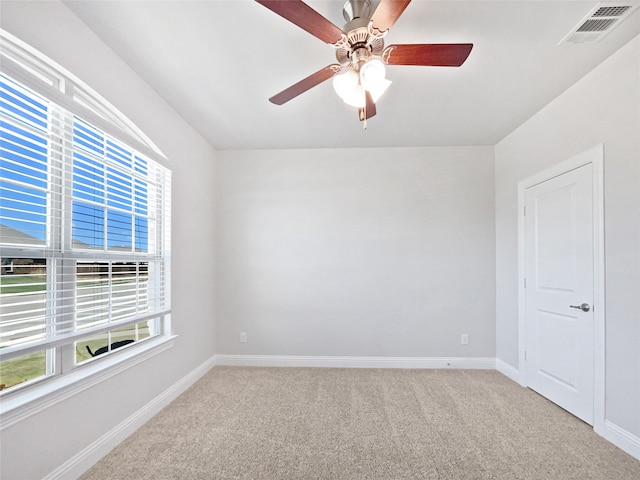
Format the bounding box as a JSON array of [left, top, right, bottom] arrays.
[[342, 84, 366, 108], [333, 69, 366, 108], [368, 78, 392, 102], [360, 59, 391, 102], [360, 59, 386, 90], [333, 70, 359, 99]]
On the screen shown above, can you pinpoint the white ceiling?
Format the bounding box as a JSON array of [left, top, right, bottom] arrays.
[[63, 1, 640, 150]]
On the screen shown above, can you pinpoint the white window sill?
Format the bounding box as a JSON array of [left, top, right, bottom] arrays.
[[0, 335, 176, 431]]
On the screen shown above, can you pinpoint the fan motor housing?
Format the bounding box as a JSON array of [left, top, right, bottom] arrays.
[[335, 26, 385, 66]]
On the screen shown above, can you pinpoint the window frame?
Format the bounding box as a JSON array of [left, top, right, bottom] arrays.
[[0, 30, 173, 423]]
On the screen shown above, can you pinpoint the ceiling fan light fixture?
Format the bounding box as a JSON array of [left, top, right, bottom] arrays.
[[360, 59, 386, 89], [333, 69, 367, 108], [368, 77, 392, 103], [332, 69, 358, 98], [343, 83, 367, 108], [360, 59, 391, 102]]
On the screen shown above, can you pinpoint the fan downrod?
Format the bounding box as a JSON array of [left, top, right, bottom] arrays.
[[342, 0, 372, 23]]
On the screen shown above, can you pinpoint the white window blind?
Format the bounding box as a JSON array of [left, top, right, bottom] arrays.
[[0, 32, 171, 392]]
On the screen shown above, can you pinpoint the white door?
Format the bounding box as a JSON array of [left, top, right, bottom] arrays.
[[524, 163, 594, 424]]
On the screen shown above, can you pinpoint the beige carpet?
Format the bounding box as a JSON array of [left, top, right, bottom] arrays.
[[81, 367, 640, 479]]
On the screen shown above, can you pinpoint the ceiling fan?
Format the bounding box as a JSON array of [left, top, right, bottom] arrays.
[[256, 0, 473, 124]]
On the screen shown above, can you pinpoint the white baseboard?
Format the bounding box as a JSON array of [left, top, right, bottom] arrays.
[[215, 354, 496, 370], [495, 358, 523, 385], [43, 355, 216, 480], [597, 420, 640, 461]]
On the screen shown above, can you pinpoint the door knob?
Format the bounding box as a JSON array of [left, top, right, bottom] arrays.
[[570, 303, 591, 312]]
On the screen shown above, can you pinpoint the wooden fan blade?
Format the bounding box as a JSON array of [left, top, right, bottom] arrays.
[[269, 64, 341, 105], [256, 0, 344, 45], [383, 44, 473, 67], [361, 90, 376, 120], [369, 0, 412, 36], [358, 90, 376, 120]]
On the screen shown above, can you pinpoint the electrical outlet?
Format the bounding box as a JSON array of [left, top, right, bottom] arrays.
[[461, 334, 469, 345], [239, 332, 247, 343]]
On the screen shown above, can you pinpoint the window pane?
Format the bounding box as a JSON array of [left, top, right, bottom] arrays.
[[0, 76, 49, 247], [73, 117, 104, 156], [76, 262, 109, 329], [106, 139, 132, 169], [73, 151, 104, 203], [0, 120, 48, 187], [0, 258, 47, 348], [75, 322, 151, 365], [134, 216, 148, 252], [75, 261, 149, 332], [112, 262, 137, 320], [111, 324, 136, 344], [139, 263, 149, 312], [76, 331, 109, 363], [0, 73, 48, 132], [134, 178, 147, 215], [0, 181, 47, 245], [137, 320, 152, 340], [70, 116, 154, 256], [107, 210, 132, 251], [106, 166, 132, 211], [0, 350, 47, 391], [134, 155, 147, 176], [72, 202, 105, 249]]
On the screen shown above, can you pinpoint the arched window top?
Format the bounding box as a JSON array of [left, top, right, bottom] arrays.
[[0, 29, 167, 165]]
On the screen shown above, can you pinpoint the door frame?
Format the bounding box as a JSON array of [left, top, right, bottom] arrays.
[[517, 144, 605, 432]]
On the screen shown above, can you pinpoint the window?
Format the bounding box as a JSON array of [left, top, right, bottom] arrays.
[[0, 32, 171, 397]]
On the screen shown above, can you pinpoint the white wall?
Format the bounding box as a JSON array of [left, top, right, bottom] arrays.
[[0, 2, 217, 479], [216, 147, 496, 359], [495, 35, 640, 438]]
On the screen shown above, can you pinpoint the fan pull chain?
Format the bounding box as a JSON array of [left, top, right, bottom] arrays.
[[358, 107, 367, 129], [362, 104, 367, 130]]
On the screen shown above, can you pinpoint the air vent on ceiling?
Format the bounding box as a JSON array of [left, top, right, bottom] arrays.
[[592, 5, 632, 17], [577, 18, 618, 32], [560, 2, 638, 44]]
